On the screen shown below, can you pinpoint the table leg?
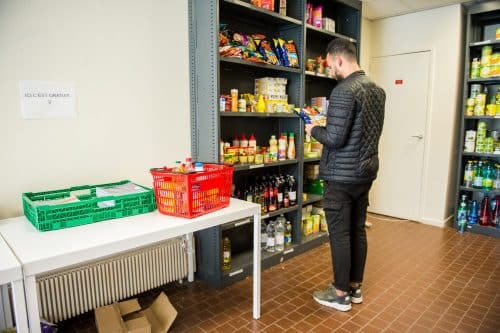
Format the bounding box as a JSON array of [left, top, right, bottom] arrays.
[[252, 212, 261, 319], [0, 284, 12, 330], [11, 280, 29, 333], [185, 233, 194, 282], [24, 276, 41, 333]]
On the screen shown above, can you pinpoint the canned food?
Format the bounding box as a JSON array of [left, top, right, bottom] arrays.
[[470, 84, 482, 98], [482, 46, 493, 57], [485, 137, 495, 153], [464, 141, 475, 152], [477, 121, 488, 131], [486, 104, 496, 116], [465, 130, 477, 141]]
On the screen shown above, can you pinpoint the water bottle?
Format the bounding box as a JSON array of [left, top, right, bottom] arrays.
[[468, 200, 479, 225], [494, 165, 500, 189], [457, 195, 468, 233], [261, 221, 268, 249], [275, 218, 285, 252], [473, 161, 484, 188], [463, 161, 473, 188], [266, 220, 276, 252]]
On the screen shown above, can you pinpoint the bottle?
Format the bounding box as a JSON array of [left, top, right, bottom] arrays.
[[284, 220, 292, 246], [463, 160, 473, 188], [278, 134, 287, 161], [268, 180, 277, 212], [288, 176, 297, 206], [261, 221, 268, 248], [256, 94, 266, 113], [263, 184, 269, 213], [479, 196, 491, 226], [283, 179, 290, 208], [240, 134, 249, 147], [245, 186, 253, 202], [493, 196, 500, 227], [194, 162, 204, 172], [269, 135, 278, 162], [495, 165, 500, 190], [275, 217, 285, 252], [468, 200, 479, 225], [233, 135, 240, 147], [222, 237, 231, 271], [185, 157, 194, 172], [277, 176, 284, 209], [483, 163, 494, 190], [266, 220, 276, 252], [473, 161, 484, 188], [249, 134, 257, 151], [457, 195, 468, 234], [287, 132, 296, 159]]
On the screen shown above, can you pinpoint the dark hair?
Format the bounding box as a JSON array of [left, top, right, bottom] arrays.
[[326, 39, 357, 61]]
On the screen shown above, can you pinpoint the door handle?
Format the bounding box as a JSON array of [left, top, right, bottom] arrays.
[[411, 135, 423, 139]]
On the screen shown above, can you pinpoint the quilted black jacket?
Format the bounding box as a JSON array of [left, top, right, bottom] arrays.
[[311, 70, 385, 184]]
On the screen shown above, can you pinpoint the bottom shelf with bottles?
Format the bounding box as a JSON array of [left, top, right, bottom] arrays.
[[468, 224, 500, 238], [456, 188, 500, 238]]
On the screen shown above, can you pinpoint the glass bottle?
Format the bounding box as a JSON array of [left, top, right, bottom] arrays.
[[266, 220, 276, 252], [483, 163, 494, 190], [479, 196, 491, 226], [289, 176, 297, 206], [494, 165, 500, 190], [463, 160, 473, 188], [473, 161, 484, 188], [284, 220, 292, 246]]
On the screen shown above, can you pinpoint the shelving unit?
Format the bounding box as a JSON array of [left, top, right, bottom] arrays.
[[455, 2, 500, 238], [190, 0, 361, 287]]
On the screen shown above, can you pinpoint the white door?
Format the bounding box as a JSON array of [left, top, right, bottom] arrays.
[[369, 51, 430, 221]]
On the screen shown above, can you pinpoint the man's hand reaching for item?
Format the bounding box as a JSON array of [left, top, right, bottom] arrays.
[[305, 123, 317, 136]]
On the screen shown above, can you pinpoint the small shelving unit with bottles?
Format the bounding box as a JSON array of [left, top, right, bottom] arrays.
[[455, 1, 500, 238], [189, 0, 361, 287]]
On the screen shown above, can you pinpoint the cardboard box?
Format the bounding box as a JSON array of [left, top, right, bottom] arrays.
[[95, 292, 177, 333]]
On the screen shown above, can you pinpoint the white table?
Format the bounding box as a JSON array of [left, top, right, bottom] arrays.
[[0, 199, 261, 333], [0, 234, 29, 332]]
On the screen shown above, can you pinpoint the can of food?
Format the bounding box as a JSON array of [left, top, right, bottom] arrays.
[[486, 104, 496, 116], [465, 130, 477, 141], [474, 104, 486, 116], [482, 46, 493, 57], [480, 65, 490, 78], [477, 121, 487, 131], [471, 58, 481, 79], [470, 84, 482, 98]]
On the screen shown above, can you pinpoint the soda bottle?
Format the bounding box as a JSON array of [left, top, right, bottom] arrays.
[[222, 237, 231, 271], [479, 196, 491, 226], [491, 196, 500, 227], [463, 161, 473, 188], [468, 200, 479, 225], [275, 218, 285, 252], [266, 220, 276, 252], [483, 163, 494, 190], [284, 220, 292, 246], [473, 161, 484, 188], [494, 165, 500, 189], [457, 195, 468, 233]]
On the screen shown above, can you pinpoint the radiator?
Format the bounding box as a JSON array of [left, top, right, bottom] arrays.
[[36, 237, 192, 323]]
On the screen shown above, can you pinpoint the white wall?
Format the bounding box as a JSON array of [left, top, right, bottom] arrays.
[[0, 0, 191, 218], [360, 17, 372, 75], [370, 5, 463, 226]]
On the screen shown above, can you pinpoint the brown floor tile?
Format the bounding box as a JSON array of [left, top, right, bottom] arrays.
[[55, 219, 500, 333]]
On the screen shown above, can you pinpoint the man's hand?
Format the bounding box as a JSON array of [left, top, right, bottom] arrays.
[[305, 123, 317, 136]]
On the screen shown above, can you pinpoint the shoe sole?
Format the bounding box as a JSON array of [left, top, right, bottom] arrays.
[[352, 296, 363, 304], [313, 296, 352, 311]]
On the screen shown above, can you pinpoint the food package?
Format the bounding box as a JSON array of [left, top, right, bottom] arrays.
[[284, 40, 299, 67], [257, 39, 280, 65]]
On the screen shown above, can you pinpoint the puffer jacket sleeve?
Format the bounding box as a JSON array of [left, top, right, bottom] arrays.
[[311, 87, 355, 149]]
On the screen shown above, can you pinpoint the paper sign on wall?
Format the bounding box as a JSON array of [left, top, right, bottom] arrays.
[[20, 80, 76, 119]]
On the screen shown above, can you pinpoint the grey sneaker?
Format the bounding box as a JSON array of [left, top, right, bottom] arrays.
[[350, 287, 363, 304], [313, 285, 352, 311]]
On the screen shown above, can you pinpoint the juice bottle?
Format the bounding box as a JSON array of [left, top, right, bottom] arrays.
[[287, 132, 296, 159], [269, 135, 278, 162], [278, 134, 287, 161]]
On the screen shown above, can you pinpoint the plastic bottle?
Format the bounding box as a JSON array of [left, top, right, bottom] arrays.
[[473, 161, 484, 188], [468, 200, 479, 225], [261, 221, 268, 248], [483, 163, 494, 189], [266, 220, 276, 252], [231, 89, 238, 112], [479, 196, 491, 226], [240, 134, 249, 147], [463, 160, 473, 187], [278, 134, 287, 161], [269, 135, 278, 162], [284, 220, 292, 246], [233, 135, 240, 147], [457, 195, 468, 233], [249, 134, 257, 151], [287, 132, 296, 159], [222, 237, 231, 271], [256, 94, 266, 113], [275, 218, 285, 252]]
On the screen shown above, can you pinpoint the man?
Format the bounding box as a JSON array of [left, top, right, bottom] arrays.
[[305, 39, 385, 312]]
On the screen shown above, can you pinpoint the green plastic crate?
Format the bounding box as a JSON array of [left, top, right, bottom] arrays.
[[22, 180, 157, 231]]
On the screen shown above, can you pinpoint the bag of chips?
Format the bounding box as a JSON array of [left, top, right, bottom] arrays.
[[284, 40, 299, 68]]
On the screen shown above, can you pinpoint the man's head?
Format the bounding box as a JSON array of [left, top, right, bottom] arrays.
[[326, 39, 359, 80]]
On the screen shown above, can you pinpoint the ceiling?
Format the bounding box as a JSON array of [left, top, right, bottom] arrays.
[[362, 0, 470, 20]]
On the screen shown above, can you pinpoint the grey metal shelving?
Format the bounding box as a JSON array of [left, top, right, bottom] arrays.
[[189, 0, 361, 287], [455, 1, 500, 239]]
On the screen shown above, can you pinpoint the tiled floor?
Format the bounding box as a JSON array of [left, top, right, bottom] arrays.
[[59, 216, 500, 332]]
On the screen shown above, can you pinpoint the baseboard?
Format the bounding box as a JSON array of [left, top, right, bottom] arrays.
[[419, 215, 453, 228]]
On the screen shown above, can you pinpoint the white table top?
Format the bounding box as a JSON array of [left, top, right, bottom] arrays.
[[0, 199, 260, 277], [0, 234, 23, 284]]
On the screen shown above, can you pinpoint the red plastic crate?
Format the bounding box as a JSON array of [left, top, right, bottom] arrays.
[[150, 164, 234, 218]]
